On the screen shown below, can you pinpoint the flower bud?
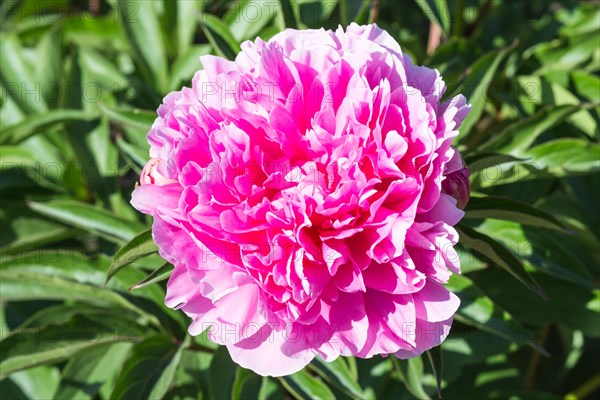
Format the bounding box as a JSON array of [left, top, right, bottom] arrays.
[[442, 152, 470, 209]]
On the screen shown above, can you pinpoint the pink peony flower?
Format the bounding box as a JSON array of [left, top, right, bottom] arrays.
[[132, 23, 471, 377]]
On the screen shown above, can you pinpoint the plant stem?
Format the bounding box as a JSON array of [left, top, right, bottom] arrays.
[[524, 323, 551, 390], [369, 0, 382, 24]]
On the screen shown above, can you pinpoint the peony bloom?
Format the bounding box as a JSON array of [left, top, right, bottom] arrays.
[[132, 23, 470, 376]]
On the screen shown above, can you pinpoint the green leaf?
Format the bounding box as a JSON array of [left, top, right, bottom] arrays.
[[107, 229, 158, 284], [426, 348, 443, 399], [456, 224, 546, 299], [571, 70, 600, 102], [277, 0, 300, 30], [464, 152, 524, 168], [0, 206, 76, 254], [478, 104, 587, 156], [110, 335, 189, 400], [199, 14, 241, 60], [225, 0, 276, 41], [258, 377, 281, 399], [515, 75, 597, 138], [439, 329, 514, 388], [281, 370, 336, 400], [392, 357, 430, 400], [62, 14, 123, 50], [297, 0, 339, 27], [97, 102, 156, 131], [61, 52, 125, 214], [167, 349, 212, 399], [464, 195, 567, 231], [454, 47, 510, 139], [0, 145, 36, 167], [118, 0, 168, 92], [0, 159, 64, 193], [447, 274, 547, 354], [129, 263, 173, 291], [476, 219, 596, 291], [339, 0, 370, 26], [176, 0, 199, 55], [0, 34, 46, 113], [530, 29, 598, 75], [466, 153, 528, 190], [526, 138, 600, 175], [0, 315, 142, 378], [232, 367, 255, 400], [28, 199, 145, 243], [0, 109, 99, 145], [116, 137, 148, 171], [559, 5, 600, 37], [0, 269, 154, 321], [19, 304, 133, 330], [311, 358, 364, 399], [79, 46, 129, 89], [35, 27, 63, 109], [0, 251, 172, 335], [414, 0, 450, 36], [208, 347, 237, 400], [54, 343, 133, 400], [2, 366, 60, 400], [474, 269, 600, 338], [0, 251, 165, 305], [169, 45, 212, 90]]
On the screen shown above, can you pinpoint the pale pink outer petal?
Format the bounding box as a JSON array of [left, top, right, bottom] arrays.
[[226, 325, 317, 377]]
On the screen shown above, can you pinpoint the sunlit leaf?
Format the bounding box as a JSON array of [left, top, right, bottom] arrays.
[[54, 343, 133, 400], [464, 195, 567, 231], [414, 0, 450, 36], [453, 47, 510, 139], [0, 206, 76, 254], [110, 335, 189, 400], [200, 14, 241, 60], [129, 263, 173, 291], [281, 369, 336, 400], [456, 224, 546, 299], [277, 0, 300, 30], [526, 138, 600, 174], [97, 102, 156, 131], [393, 357, 430, 400], [208, 347, 237, 400], [426, 348, 443, 399], [0, 109, 99, 145], [0, 314, 143, 378], [478, 104, 589, 155], [28, 199, 144, 243], [225, 0, 276, 41], [448, 274, 547, 354], [311, 357, 364, 399], [118, 0, 168, 92], [0, 34, 46, 113], [107, 229, 158, 283], [176, 0, 200, 55], [169, 45, 212, 90]]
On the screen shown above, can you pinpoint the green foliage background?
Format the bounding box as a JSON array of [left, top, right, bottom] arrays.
[[0, 0, 599, 399]]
